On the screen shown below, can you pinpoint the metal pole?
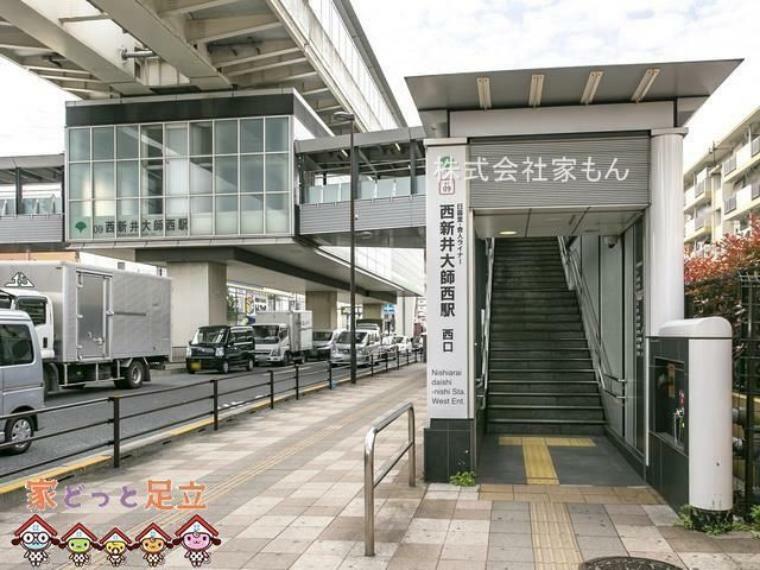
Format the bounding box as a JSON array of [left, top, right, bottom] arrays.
[[111, 396, 121, 468], [212, 380, 219, 431], [370, 354, 374, 376], [269, 370, 275, 409], [350, 120, 357, 385], [747, 279, 756, 509], [328, 363, 333, 389], [295, 365, 300, 400], [408, 407, 416, 487], [364, 430, 376, 557]]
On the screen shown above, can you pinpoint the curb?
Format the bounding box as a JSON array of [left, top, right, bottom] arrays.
[[0, 362, 420, 508]]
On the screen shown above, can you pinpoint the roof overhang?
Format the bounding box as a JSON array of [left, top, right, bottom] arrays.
[[406, 59, 742, 137]]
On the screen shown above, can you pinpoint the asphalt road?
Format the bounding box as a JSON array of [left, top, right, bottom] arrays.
[[0, 360, 359, 483]]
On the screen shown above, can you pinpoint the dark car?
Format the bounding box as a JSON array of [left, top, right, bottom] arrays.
[[185, 325, 256, 374]]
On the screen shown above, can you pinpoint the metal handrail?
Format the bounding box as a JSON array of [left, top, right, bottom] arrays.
[[478, 238, 496, 410], [558, 237, 626, 400], [364, 401, 415, 557]]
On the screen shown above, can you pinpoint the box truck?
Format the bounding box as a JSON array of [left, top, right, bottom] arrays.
[[252, 311, 312, 366], [0, 262, 170, 393]]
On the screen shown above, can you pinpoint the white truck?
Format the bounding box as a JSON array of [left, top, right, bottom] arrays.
[[252, 310, 312, 366], [0, 262, 171, 394]]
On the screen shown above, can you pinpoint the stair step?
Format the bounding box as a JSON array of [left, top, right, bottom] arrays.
[[490, 340, 589, 350], [486, 419, 606, 435], [488, 393, 602, 406], [490, 348, 590, 357], [489, 380, 598, 393], [487, 405, 604, 421], [490, 314, 581, 323], [492, 333, 587, 341], [490, 361, 593, 372]]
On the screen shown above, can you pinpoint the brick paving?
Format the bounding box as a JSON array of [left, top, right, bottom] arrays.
[[1, 365, 759, 569]]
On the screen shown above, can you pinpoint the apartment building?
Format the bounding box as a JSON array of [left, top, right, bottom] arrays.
[[684, 107, 760, 254]]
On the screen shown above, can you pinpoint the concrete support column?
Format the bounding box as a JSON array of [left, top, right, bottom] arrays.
[[363, 302, 384, 320], [397, 296, 416, 336], [648, 128, 687, 334], [167, 261, 227, 360], [305, 291, 339, 330]]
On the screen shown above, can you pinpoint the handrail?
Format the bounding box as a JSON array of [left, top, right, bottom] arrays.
[[478, 238, 496, 410], [364, 401, 415, 557], [558, 237, 626, 401]]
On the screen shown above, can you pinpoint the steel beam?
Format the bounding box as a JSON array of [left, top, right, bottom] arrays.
[[224, 55, 307, 78], [156, 0, 241, 17], [88, 0, 230, 91], [213, 42, 300, 69], [185, 14, 282, 44]]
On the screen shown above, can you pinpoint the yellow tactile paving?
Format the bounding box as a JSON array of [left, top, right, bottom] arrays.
[[530, 502, 582, 570], [498, 436, 597, 485]]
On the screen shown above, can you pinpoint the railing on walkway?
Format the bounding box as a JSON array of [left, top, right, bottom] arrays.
[[478, 238, 496, 412], [364, 401, 415, 557], [558, 237, 627, 407], [0, 348, 422, 481]]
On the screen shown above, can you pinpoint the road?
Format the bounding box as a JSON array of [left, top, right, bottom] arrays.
[[0, 360, 359, 483]]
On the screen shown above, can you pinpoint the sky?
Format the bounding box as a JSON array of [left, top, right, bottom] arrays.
[[0, 0, 758, 170]]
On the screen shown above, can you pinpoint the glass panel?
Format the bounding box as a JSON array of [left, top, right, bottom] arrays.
[[68, 128, 90, 161], [69, 201, 92, 239], [190, 122, 213, 156], [241, 194, 263, 234], [20, 185, 62, 215], [240, 155, 263, 194], [165, 197, 189, 237], [141, 125, 163, 159], [414, 175, 426, 195], [215, 120, 238, 155], [190, 196, 213, 235], [376, 178, 394, 198], [307, 186, 321, 204], [266, 117, 289, 152], [93, 162, 115, 200], [265, 193, 289, 233], [92, 127, 114, 160], [265, 154, 289, 192], [141, 198, 164, 237], [166, 158, 189, 196], [395, 176, 411, 197], [165, 123, 188, 157], [359, 178, 375, 199], [116, 126, 139, 159], [68, 163, 91, 200], [117, 200, 139, 238], [141, 160, 163, 197], [323, 184, 340, 203], [0, 186, 15, 216], [215, 156, 237, 194], [93, 200, 115, 239], [240, 118, 263, 153], [215, 195, 238, 235], [190, 157, 213, 195], [117, 161, 139, 198]]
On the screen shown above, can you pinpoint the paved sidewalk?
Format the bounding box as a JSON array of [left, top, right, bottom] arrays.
[[1, 365, 759, 569]]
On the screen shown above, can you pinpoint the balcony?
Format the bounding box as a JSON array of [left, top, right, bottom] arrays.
[[684, 215, 712, 242], [723, 183, 760, 222], [722, 138, 760, 184], [722, 155, 737, 177], [683, 179, 711, 211]]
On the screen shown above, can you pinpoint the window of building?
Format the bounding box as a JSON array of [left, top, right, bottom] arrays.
[[66, 115, 292, 240]]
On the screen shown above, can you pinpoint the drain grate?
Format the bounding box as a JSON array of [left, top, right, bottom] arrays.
[[579, 557, 680, 570]]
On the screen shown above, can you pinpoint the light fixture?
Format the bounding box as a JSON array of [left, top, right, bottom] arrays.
[[476, 76, 492, 110], [580, 70, 603, 105], [528, 74, 544, 107], [499, 230, 518, 236], [631, 67, 660, 103], [394, 142, 402, 153]]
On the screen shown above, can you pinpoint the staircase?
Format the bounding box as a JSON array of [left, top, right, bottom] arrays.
[[486, 238, 605, 435]]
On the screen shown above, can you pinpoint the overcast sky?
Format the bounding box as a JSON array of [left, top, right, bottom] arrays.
[[0, 0, 757, 169]]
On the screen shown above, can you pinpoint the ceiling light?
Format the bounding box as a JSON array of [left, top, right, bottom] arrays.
[[580, 71, 603, 105], [631, 67, 660, 103], [499, 230, 517, 236], [476, 76, 492, 110], [528, 74, 544, 107]]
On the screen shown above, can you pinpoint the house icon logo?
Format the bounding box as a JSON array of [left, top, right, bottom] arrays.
[[4, 272, 35, 288]]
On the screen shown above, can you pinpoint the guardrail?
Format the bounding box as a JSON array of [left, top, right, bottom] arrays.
[[0, 347, 422, 480], [364, 401, 415, 557]]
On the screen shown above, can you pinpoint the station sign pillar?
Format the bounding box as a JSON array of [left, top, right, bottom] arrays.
[[422, 139, 475, 482]]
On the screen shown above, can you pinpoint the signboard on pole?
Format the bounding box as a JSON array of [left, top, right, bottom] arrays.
[[425, 143, 470, 420]]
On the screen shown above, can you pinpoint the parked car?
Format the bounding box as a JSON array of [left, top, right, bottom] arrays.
[[0, 310, 43, 455], [186, 325, 255, 374], [310, 329, 342, 361], [380, 335, 397, 360], [394, 335, 414, 355], [330, 330, 383, 367]]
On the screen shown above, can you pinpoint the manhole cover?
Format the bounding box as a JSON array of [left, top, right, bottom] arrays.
[[579, 557, 680, 570]]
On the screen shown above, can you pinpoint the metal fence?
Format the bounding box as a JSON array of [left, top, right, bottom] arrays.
[[0, 348, 422, 480]]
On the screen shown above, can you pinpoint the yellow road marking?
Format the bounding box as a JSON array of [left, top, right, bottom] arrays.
[[499, 436, 596, 485], [0, 455, 111, 496]]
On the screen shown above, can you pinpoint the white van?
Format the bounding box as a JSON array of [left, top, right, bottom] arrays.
[[330, 329, 383, 367], [0, 310, 43, 454]]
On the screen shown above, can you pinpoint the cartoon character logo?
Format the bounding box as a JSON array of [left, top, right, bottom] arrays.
[[134, 523, 173, 567], [58, 523, 97, 567], [173, 516, 221, 568], [100, 528, 132, 567], [11, 515, 58, 567]]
